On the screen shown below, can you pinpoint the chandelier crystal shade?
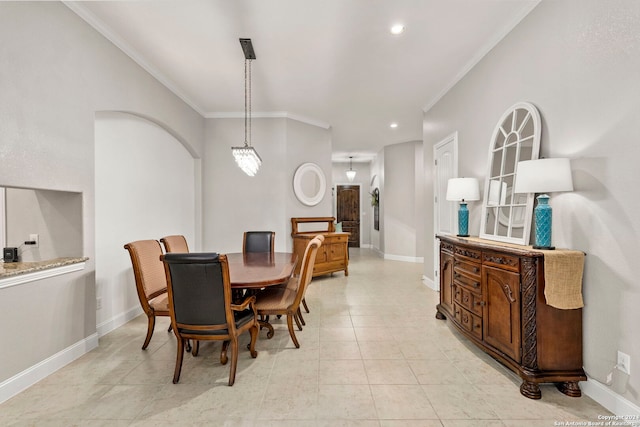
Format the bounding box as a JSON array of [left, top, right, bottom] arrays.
[[232, 38, 261, 176], [346, 156, 356, 182]]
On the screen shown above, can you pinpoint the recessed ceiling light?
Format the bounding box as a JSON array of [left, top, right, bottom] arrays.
[[390, 24, 405, 35], [390, 122, 398, 129]]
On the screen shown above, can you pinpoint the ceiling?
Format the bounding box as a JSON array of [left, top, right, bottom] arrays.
[[65, 0, 539, 162]]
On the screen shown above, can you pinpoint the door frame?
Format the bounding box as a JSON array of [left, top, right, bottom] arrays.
[[433, 132, 458, 291], [333, 182, 363, 248]]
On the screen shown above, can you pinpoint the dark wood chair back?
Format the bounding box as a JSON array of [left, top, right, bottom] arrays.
[[243, 231, 275, 253]]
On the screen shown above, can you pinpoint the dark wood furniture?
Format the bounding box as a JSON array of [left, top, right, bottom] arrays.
[[291, 217, 349, 277], [226, 252, 297, 289], [161, 253, 258, 386], [435, 235, 586, 399]]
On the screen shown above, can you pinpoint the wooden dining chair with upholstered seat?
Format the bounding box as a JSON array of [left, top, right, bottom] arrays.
[[124, 239, 171, 350], [161, 252, 259, 386], [253, 236, 322, 348], [242, 231, 275, 254], [286, 234, 324, 326], [160, 235, 189, 253]]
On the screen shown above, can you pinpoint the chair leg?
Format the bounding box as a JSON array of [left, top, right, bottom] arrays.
[[220, 340, 229, 365], [142, 314, 156, 350], [248, 324, 258, 358], [228, 338, 239, 386], [258, 319, 275, 339], [192, 340, 200, 357], [302, 297, 310, 313], [287, 314, 300, 348], [294, 310, 303, 331], [173, 336, 185, 384], [167, 324, 173, 333], [297, 307, 306, 326]]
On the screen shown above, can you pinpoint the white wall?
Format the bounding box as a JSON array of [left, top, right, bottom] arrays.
[[95, 112, 197, 334], [423, 0, 640, 411], [203, 117, 332, 254], [0, 2, 203, 393], [383, 140, 424, 262]]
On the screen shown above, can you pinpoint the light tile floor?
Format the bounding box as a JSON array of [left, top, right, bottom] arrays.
[[0, 249, 611, 426]]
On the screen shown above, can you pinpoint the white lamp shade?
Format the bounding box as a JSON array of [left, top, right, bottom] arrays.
[[446, 177, 480, 202], [346, 169, 356, 181], [514, 158, 574, 194]]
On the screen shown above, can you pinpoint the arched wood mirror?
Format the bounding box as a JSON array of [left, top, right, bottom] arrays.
[[479, 102, 541, 245], [293, 162, 326, 206]]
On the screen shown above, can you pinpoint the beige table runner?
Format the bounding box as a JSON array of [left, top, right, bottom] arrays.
[[459, 237, 585, 309]]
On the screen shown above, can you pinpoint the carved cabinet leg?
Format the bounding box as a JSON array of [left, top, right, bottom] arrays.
[[520, 380, 542, 399], [557, 381, 582, 397], [435, 311, 446, 320]]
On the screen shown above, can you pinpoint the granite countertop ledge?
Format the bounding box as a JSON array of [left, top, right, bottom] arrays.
[[0, 257, 89, 279]]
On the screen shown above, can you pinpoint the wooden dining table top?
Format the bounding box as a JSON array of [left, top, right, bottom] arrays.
[[226, 252, 298, 289]]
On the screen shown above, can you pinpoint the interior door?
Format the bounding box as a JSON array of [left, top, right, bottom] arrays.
[[337, 185, 360, 247]]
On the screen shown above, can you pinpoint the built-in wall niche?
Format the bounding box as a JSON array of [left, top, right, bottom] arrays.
[[1, 187, 83, 262]]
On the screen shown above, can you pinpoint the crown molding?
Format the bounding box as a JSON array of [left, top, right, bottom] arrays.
[[63, 1, 205, 116], [206, 111, 331, 129], [422, 0, 541, 113]]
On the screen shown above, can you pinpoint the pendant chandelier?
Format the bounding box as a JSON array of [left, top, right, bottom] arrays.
[[346, 156, 356, 182], [232, 38, 262, 176]]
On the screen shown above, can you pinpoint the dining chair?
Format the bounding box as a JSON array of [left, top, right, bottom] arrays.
[[160, 235, 190, 253], [123, 239, 171, 350], [286, 234, 325, 326], [242, 231, 275, 253], [161, 252, 259, 386], [253, 236, 322, 348]]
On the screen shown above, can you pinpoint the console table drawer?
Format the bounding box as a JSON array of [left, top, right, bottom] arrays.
[[482, 251, 519, 272], [454, 303, 482, 340], [454, 259, 481, 278]]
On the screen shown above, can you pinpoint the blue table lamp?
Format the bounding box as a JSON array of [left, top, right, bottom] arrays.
[[514, 158, 574, 249], [446, 177, 480, 237]]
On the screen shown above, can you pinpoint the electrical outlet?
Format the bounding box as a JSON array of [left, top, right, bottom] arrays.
[[29, 234, 39, 248], [96, 297, 102, 310], [617, 351, 631, 375]]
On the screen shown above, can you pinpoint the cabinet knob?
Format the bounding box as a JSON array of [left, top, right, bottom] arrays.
[[472, 282, 480, 288], [475, 301, 486, 306]]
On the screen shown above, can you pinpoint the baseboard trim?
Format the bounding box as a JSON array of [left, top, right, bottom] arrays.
[[0, 333, 99, 404], [422, 275, 438, 291], [383, 254, 424, 263], [582, 375, 640, 417], [96, 305, 142, 337]]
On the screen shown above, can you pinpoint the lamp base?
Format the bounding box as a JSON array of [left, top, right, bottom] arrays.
[[533, 245, 555, 250]]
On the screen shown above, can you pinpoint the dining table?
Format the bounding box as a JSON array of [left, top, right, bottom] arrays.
[[226, 251, 298, 289]]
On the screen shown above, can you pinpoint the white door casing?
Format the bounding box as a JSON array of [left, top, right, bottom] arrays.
[[432, 132, 458, 291]]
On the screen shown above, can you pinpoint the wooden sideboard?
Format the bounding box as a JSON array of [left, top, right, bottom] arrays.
[[291, 217, 349, 277], [435, 235, 586, 399]]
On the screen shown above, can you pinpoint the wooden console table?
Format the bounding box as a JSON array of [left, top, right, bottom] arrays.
[[435, 235, 586, 399], [291, 217, 349, 277]]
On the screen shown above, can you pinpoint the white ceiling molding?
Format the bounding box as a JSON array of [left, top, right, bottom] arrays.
[[206, 111, 331, 130], [422, 0, 541, 113], [63, 1, 205, 116]]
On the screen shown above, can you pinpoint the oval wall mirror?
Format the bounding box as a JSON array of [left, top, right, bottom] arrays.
[[293, 162, 326, 206], [479, 102, 541, 245]]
